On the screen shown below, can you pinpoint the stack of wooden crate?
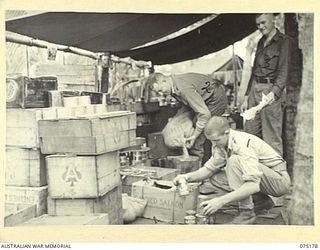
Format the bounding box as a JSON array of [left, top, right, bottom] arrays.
[[38, 110, 137, 225], [5, 108, 50, 226]]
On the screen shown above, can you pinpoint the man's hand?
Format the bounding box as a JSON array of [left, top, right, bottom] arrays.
[[185, 135, 196, 149], [240, 96, 249, 113], [173, 174, 188, 186], [199, 197, 225, 216]]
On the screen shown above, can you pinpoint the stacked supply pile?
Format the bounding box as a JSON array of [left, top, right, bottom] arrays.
[[5, 76, 58, 226], [39, 110, 137, 225]]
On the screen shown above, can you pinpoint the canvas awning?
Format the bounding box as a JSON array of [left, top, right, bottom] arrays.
[[117, 14, 256, 64], [6, 12, 257, 65]]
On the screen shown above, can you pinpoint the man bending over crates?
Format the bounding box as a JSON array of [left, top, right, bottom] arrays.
[[173, 116, 291, 224], [145, 72, 228, 162]]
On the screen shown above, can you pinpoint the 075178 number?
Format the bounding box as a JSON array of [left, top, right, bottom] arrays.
[[300, 244, 319, 248]]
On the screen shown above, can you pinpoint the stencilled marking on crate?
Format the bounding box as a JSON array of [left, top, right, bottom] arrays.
[[138, 195, 185, 210], [62, 164, 82, 187]]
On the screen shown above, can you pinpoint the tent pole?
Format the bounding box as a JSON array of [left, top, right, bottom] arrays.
[[100, 53, 111, 93], [6, 33, 151, 69], [232, 44, 238, 109]]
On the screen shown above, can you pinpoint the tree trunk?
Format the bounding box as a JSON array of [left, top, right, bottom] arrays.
[[283, 14, 303, 178], [289, 13, 314, 225]]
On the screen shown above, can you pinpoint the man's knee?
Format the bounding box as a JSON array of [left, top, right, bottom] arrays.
[[226, 155, 244, 190]]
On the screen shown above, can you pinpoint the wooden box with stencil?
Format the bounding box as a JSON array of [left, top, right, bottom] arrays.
[[131, 180, 199, 224], [38, 111, 136, 154], [46, 151, 121, 198], [5, 186, 48, 216]]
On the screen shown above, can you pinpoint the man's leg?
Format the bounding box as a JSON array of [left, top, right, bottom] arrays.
[[225, 155, 256, 224], [257, 162, 291, 197], [244, 90, 263, 138], [260, 99, 284, 156], [225, 155, 255, 210]]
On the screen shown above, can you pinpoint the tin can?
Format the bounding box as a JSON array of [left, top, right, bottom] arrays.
[[132, 150, 143, 165], [178, 178, 189, 196], [119, 154, 127, 167], [184, 215, 197, 224], [196, 214, 209, 224]]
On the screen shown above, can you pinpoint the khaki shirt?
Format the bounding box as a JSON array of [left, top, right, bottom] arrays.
[[204, 129, 285, 182], [171, 73, 223, 134], [245, 29, 291, 98]]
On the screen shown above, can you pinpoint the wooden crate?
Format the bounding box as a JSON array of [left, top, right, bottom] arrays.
[[132, 180, 199, 224], [6, 107, 83, 148], [39, 111, 136, 154], [5, 186, 48, 216], [34, 64, 96, 88], [47, 185, 123, 224], [80, 91, 103, 104], [6, 107, 129, 148], [19, 214, 109, 226], [6, 146, 46, 187], [167, 156, 201, 174], [61, 84, 95, 92], [46, 152, 121, 198], [6, 108, 43, 148], [5, 204, 37, 227], [6, 76, 58, 108], [121, 166, 179, 195], [63, 96, 91, 107]]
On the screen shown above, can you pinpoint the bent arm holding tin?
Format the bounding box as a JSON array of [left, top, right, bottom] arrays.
[[173, 167, 218, 186], [173, 146, 226, 185]]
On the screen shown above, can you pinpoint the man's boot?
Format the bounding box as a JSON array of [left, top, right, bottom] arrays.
[[253, 193, 274, 214], [228, 209, 256, 225]]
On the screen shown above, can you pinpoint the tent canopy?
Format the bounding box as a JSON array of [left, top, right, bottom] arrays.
[[6, 12, 257, 65]]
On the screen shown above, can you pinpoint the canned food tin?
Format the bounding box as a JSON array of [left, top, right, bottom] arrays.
[[119, 154, 127, 167], [196, 214, 209, 224], [184, 215, 196, 225], [178, 178, 189, 196]]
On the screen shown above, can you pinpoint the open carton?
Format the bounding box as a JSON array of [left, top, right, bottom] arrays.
[[132, 179, 199, 224]]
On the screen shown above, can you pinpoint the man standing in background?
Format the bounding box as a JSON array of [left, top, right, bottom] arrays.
[[241, 13, 291, 156]]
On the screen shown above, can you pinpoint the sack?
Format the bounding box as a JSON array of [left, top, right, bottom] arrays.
[[162, 111, 194, 148], [122, 193, 148, 223]]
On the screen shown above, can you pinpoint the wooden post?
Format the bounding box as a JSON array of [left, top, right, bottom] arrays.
[[283, 13, 303, 178], [288, 13, 314, 225], [232, 44, 237, 109], [100, 53, 111, 93]]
